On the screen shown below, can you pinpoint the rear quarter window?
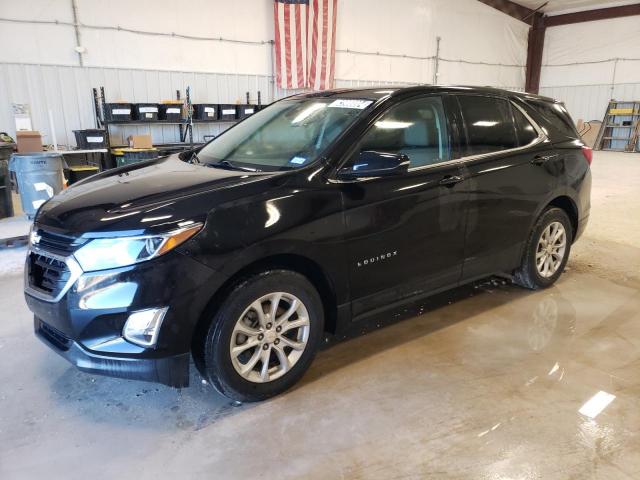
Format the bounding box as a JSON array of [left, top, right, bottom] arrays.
[[524, 99, 579, 139]]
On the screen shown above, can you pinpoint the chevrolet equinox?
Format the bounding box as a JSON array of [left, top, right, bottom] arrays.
[[25, 86, 591, 402]]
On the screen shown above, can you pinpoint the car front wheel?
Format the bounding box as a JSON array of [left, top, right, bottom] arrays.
[[200, 270, 324, 402], [514, 207, 573, 290]]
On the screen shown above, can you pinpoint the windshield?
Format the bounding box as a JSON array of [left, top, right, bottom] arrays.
[[196, 98, 373, 171]]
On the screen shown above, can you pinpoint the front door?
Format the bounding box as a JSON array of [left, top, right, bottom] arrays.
[[337, 95, 468, 320]]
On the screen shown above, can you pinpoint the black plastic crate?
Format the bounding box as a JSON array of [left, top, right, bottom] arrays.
[[67, 166, 100, 185], [237, 104, 256, 119], [219, 104, 238, 121], [104, 103, 133, 122], [113, 148, 159, 167], [159, 104, 183, 121], [133, 103, 159, 121], [193, 104, 218, 121], [73, 129, 107, 149]]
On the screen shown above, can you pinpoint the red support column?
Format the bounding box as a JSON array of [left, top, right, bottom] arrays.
[[525, 13, 546, 94]]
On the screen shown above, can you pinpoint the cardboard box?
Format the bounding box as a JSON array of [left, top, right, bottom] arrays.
[[16, 130, 43, 153], [127, 135, 153, 149]]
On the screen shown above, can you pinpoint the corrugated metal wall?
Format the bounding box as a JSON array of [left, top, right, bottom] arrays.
[[0, 62, 527, 150], [540, 83, 640, 123], [0, 62, 415, 148]]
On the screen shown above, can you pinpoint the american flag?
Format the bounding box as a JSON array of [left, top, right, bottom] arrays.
[[274, 0, 337, 91]]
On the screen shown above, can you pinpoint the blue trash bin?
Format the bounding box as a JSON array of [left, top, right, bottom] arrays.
[[8, 153, 65, 218]]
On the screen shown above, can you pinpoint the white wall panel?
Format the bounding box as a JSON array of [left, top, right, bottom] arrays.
[[0, 0, 532, 149], [1, 0, 528, 88], [0, 63, 274, 147], [539, 15, 640, 124]]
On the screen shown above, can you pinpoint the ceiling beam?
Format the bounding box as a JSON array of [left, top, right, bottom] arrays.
[[476, 0, 537, 25], [545, 3, 640, 27]]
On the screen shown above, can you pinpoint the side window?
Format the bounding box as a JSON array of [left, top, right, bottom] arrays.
[[525, 99, 578, 138], [513, 105, 538, 146], [457, 95, 518, 155], [355, 96, 451, 169]]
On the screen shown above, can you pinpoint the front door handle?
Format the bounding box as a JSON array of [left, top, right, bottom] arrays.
[[439, 175, 463, 187], [532, 154, 558, 165]]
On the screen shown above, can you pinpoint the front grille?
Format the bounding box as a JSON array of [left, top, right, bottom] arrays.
[[34, 228, 86, 256], [28, 252, 71, 298], [38, 320, 71, 351]]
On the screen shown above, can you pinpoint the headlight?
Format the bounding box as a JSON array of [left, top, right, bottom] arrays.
[[74, 223, 202, 272]]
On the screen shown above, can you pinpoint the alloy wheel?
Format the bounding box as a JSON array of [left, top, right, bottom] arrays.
[[229, 292, 310, 383], [535, 221, 567, 278]]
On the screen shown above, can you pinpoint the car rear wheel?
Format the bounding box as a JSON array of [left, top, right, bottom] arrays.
[[514, 207, 573, 290], [200, 270, 324, 402]]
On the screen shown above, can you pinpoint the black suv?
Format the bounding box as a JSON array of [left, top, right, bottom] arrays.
[[24, 86, 591, 402]]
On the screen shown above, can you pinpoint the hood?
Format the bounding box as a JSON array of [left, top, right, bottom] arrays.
[[36, 155, 277, 236]]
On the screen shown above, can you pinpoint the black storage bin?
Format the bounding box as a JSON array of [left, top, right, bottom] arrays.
[[219, 104, 238, 121], [133, 103, 159, 121], [237, 104, 257, 119], [67, 166, 100, 185], [159, 104, 183, 121], [104, 103, 133, 122], [193, 104, 218, 120], [73, 129, 107, 149]]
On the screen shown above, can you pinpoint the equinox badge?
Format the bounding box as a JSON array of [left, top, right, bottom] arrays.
[[357, 251, 398, 268]]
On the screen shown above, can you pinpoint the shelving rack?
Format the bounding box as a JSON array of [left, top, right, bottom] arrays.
[[92, 87, 260, 168], [595, 100, 640, 152]]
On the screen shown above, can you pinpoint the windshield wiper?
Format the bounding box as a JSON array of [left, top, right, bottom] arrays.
[[207, 160, 260, 172]]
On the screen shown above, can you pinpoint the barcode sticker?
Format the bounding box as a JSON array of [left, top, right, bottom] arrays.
[[244, 108, 254, 114], [328, 99, 373, 110], [145, 113, 152, 118], [222, 109, 235, 115], [166, 108, 180, 114], [112, 108, 131, 115], [207, 112, 214, 117], [204, 107, 215, 113], [139, 107, 158, 113], [86, 136, 104, 143]]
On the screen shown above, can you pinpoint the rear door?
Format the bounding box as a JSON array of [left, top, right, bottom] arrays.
[[454, 94, 561, 281], [337, 94, 469, 319]]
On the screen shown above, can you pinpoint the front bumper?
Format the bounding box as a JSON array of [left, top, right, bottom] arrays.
[[25, 250, 224, 387], [35, 317, 191, 387]]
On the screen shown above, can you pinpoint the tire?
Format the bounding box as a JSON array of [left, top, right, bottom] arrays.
[[199, 270, 324, 402], [514, 207, 573, 290]]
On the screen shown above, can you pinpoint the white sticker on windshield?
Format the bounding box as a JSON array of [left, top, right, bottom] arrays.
[[289, 156, 307, 165], [328, 99, 373, 110]]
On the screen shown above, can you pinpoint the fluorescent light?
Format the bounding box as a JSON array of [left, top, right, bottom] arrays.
[[579, 391, 616, 419], [375, 120, 413, 129], [292, 103, 326, 124], [473, 121, 498, 127]]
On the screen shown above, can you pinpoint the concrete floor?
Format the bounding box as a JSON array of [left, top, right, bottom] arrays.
[[1, 151, 639, 479]]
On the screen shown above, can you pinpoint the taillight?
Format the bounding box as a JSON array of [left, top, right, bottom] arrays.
[[582, 146, 593, 166]]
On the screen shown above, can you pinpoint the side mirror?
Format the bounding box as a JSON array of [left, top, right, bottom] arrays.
[[337, 151, 410, 179]]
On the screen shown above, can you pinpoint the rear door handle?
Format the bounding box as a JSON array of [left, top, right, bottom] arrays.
[[439, 175, 463, 187], [532, 154, 558, 165]]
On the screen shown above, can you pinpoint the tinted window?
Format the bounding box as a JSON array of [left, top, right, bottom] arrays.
[[355, 96, 451, 168], [458, 96, 518, 155], [513, 106, 538, 146], [525, 99, 578, 139]]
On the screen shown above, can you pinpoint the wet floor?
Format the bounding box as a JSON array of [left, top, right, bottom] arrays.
[[1, 152, 639, 479]]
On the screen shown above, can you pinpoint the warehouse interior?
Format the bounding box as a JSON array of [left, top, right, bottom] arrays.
[[1, 0, 640, 478]]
